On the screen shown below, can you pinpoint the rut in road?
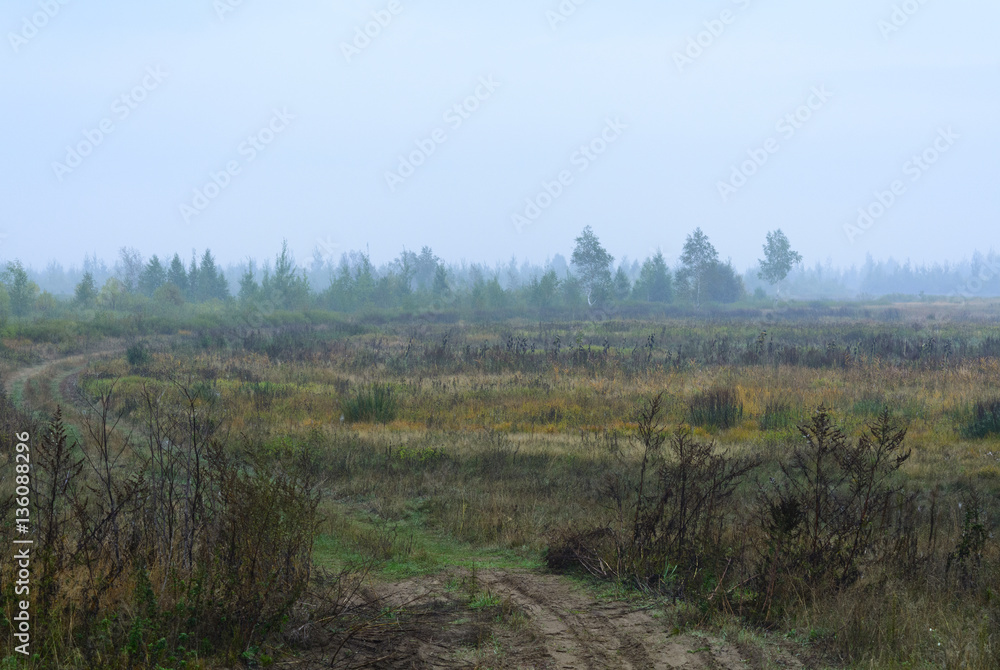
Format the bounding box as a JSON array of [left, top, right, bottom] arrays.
[[477, 570, 775, 670]]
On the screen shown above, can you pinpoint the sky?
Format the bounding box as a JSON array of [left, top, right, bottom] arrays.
[[1, 0, 998, 273]]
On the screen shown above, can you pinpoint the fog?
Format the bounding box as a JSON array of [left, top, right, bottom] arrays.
[[2, 0, 998, 279]]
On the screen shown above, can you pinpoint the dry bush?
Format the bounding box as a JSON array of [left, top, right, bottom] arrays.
[[549, 393, 759, 598], [0, 379, 330, 668]]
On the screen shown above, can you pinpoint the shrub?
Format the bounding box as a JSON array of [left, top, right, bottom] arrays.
[[688, 386, 743, 429], [126, 340, 152, 368], [341, 382, 398, 424], [0, 385, 326, 667], [754, 407, 913, 620], [549, 393, 759, 597]]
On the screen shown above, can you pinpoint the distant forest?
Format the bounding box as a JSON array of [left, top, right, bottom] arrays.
[[2, 227, 999, 319]]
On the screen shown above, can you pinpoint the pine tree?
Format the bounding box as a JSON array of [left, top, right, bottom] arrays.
[[139, 255, 167, 297], [268, 240, 309, 308], [187, 253, 200, 301], [613, 267, 632, 302], [74, 271, 98, 306], [167, 254, 188, 294], [633, 251, 673, 303], [197, 249, 229, 301], [238, 263, 260, 303], [2, 261, 39, 316]]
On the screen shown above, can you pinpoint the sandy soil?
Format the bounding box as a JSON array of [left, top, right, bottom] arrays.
[[294, 568, 809, 669]]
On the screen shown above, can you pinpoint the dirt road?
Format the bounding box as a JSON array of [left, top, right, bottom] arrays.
[[2, 347, 122, 409], [314, 568, 807, 669], [478, 571, 759, 670], [3, 353, 88, 398]]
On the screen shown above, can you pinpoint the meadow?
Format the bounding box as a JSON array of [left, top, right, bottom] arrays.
[[1, 301, 999, 668]]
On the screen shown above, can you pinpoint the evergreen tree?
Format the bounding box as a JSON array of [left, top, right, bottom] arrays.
[[529, 269, 560, 312], [238, 263, 260, 303], [138, 255, 167, 297], [263, 241, 310, 308], [633, 251, 673, 303], [74, 271, 98, 307], [703, 261, 745, 303], [197, 249, 229, 301], [187, 253, 200, 301], [561, 272, 586, 312], [167, 254, 188, 294], [2, 261, 39, 316], [323, 257, 355, 311], [613, 267, 632, 301]]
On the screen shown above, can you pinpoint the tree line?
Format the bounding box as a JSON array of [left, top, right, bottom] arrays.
[[0, 225, 876, 319]]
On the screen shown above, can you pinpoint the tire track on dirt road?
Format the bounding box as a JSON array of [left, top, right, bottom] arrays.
[[478, 571, 750, 670], [3, 348, 121, 410]]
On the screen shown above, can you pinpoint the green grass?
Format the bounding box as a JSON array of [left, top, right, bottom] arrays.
[[960, 398, 1000, 439], [313, 502, 542, 580], [759, 399, 795, 431], [340, 382, 398, 424], [852, 392, 888, 417]]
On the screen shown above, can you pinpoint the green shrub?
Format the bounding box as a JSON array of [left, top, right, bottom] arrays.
[[126, 340, 152, 367], [341, 383, 398, 424]]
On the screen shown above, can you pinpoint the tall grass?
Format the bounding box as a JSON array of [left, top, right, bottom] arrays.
[[758, 398, 794, 431], [341, 382, 398, 424], [960, 398, 1000, 439], [688, 386, 743, 429]]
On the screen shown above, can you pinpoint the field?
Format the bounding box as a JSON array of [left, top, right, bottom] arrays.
[[2, 302, 999, 668]]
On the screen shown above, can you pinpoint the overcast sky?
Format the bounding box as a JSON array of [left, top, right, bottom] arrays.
[[2, 0, 998, 272]]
